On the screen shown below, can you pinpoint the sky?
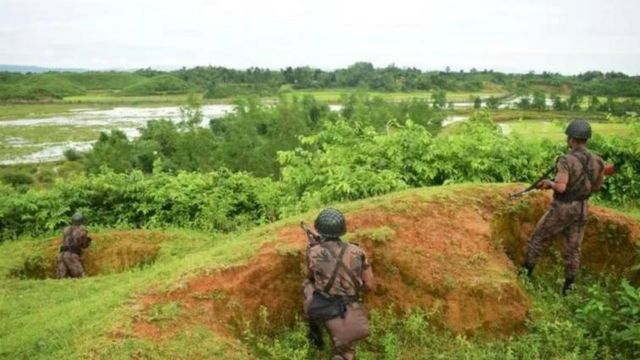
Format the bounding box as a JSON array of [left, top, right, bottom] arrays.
[[1, 0, 639, 74]]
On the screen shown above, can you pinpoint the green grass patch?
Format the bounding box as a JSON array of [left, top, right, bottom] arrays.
[[0, 125, 103, 145], [503, 119, 634, 141], [0, 103, 80, 120]]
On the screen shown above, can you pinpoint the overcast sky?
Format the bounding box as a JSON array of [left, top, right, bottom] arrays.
[[1, 0, 638, 74]]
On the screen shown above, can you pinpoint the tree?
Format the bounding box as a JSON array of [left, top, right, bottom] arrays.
[[432, 90, 447, 109], [485, 96, 501, 110], [473, 97, 482, 109], [532, 91, 546, 111]]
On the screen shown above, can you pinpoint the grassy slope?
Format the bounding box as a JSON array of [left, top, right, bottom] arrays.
[[0, 184, 637, 359], [0, 184, 470, 359]]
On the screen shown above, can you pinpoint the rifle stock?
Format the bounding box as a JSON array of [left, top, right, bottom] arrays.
[[301, 222, 322, 246]]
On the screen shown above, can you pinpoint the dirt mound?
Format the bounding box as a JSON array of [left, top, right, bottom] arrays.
[[493, 192, 640, 283], [9, 230, 164, 279], [131, 186, 640, 343]]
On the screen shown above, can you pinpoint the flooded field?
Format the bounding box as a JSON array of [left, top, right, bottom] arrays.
[[0, 105, 235, 164]]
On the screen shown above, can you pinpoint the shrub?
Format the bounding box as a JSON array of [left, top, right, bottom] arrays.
[[1, 172, 35, 187]]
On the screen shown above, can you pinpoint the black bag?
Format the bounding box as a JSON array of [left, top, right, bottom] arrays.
[[307, 242, 350, 321], [307, 290, 348, 321]]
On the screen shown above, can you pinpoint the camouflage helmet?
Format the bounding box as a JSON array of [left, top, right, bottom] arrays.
[[565, 119, 592, 140], [71, 212, 84, 225], [314, 208, 346, 239]]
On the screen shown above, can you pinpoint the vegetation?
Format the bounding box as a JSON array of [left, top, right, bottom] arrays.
[[2, 64, 640, 104], [121, 75, 192, 96]]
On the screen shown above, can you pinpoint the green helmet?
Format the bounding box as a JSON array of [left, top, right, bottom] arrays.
[[565, 119, 592, 140], [71, 213, 84, 226], [314, 208, 346, 239]]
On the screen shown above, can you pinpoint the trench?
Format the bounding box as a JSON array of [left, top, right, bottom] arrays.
[[8, 230, 164, 279]]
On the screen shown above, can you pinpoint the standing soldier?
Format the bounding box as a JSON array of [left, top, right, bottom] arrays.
[[56, 213, 92, 278], [303, 208, 374, 360], [522, 119, 605, 295]]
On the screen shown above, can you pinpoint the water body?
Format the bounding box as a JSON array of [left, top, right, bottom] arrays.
[[1, 104, 345, 165], [0, 105, 236, 165]]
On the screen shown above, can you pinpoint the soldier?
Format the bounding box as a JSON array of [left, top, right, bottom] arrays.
[[522, 119, 605, 295], [56, 213, 92, 279], [303, 208, 374, 360]]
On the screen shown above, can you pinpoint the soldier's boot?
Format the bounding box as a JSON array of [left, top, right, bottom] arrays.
[[308, 320, 324, 350], [562, 277, 575, 296]]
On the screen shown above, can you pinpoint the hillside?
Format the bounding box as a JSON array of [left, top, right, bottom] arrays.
[[0, 184, 638, 359]]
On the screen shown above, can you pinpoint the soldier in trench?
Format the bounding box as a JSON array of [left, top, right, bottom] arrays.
[[56, 213, 92, 278], [303, 208, 374, 360], [522, 119, 605, 295]]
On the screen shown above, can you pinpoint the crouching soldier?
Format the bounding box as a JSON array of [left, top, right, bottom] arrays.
[[303, 208, 374, 360], [56, 213, 92, 278], [523, 119, 605, 295]]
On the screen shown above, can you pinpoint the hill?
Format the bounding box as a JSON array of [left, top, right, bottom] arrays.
[[0, 184, 638, 358]]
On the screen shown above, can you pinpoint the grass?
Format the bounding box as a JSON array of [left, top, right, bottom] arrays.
[[0, 103, 81, 120], [0, 125, 103, 145], [502, 119, 635, 141]]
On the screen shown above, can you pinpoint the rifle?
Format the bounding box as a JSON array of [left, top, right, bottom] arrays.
[[509, 166, 556, 199], [300, 222, 325, 349], [300, 222, 322, 246], [510, 161, 618, 199]]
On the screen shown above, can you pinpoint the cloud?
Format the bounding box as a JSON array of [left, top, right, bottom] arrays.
[[0, 0, 638, 74]]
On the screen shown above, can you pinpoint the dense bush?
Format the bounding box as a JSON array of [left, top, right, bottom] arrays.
[[1, 172, 35, 187], [0, 169, 282, 240]]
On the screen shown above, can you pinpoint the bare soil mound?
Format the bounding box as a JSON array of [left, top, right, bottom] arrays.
[[131, 186, 640, 342], [9, 230, 164, 279]]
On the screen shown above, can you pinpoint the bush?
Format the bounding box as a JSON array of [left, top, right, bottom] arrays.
[[1, 172, 35, 187], [63, 148, 83, 161]]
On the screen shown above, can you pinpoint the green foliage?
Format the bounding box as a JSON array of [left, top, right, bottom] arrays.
[[121, 75, 192, 95], [0, 168, 283, 240], [1, 171, 35, 187], [62, 148, 83, 161], [575, 280, 640, 358]]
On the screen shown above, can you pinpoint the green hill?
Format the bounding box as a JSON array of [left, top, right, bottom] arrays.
[[1, 184, 638, 359]]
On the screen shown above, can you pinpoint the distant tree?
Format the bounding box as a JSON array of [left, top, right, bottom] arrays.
[[566, 91, 583, 111], [517, 96, 531, 110], [552, 96, 567, 111], [431, 89, 447, 109], [473, 97, 482, 109], [485, 96, 501, 110], [532, 91, 546, 111], [588, 96, 600, 112]]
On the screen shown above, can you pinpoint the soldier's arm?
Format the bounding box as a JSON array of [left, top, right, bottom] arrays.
[[541, 156, 569, 193], [81, 228, 92, 248], [592, 158, 605, 192]]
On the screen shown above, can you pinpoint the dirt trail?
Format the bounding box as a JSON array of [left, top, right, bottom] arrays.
[[131, 187, 640, 342]]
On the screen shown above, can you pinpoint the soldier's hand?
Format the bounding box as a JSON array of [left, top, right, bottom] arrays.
[[537, 180, 553, 190], [603, 163, 616, 176]]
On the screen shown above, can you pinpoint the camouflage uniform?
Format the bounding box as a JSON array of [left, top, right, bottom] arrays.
[[56, 225, 92, 278], [524, 146, 604, 281], [304, 240, 374, 360]]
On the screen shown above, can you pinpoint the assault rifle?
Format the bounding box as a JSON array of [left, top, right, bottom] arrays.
[[509, 162, 617, 199], [300, 221, 325, 349], [300, 222, 322, 246], [509, 166, 556, 199]]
